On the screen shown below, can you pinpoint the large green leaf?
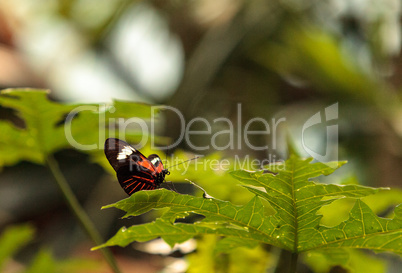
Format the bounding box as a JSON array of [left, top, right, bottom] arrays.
[[0, 89, 75, 164], [96, 155, 402, 255], [95, 190, 282, 249], [0, 88, 157, 166]]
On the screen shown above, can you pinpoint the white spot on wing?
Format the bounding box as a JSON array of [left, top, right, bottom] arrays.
[[117, 146, 135, 160]]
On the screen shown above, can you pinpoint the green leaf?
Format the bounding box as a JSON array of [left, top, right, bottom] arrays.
[[303, 248, 350, 273], [362, 189, 402, 216], [214, 237, 258, 254], [346, 249, 387, 273], [0, 89, 75, 164], [94, 190, 282, 249], [187, 235, 272, 273], [24, 249, 56, 273], [0, 89, 157, 166], [303, 248, 387, 273], [0, 121, 43, 166], [167, 152, 256, 205], [313, 201, 402, 254], [0, 224, 35, 271], [186, 236, 219, 273], [97, 155, 402, 256], [318, 189, 402, 227], [231, 156, 394, 252]]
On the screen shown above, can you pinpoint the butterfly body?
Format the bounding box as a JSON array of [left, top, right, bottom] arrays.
[[104, 138, 169, 195]]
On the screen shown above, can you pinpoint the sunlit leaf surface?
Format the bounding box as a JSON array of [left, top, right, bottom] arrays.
[[96, 155, 402, 255]]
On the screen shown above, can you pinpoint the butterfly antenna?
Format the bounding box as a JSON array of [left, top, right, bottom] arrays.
[[185, 179, 216, 199], [165, 144, 169, 168], [166, 155, 203, 170]]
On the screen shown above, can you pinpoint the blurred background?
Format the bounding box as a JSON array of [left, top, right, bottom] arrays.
[[0, 0, 401, 272]]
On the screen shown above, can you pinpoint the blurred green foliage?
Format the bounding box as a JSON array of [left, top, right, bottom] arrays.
[[0, 224, 98, 273]]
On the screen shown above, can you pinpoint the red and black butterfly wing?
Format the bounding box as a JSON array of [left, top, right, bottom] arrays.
[[104, 138, 160, 195], [116, 165, 158, 194]]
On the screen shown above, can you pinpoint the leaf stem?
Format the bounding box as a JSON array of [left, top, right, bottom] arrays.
[[290, 252, 298, 273], [46, 155, 121, 273], [273, 249, 298, 273]]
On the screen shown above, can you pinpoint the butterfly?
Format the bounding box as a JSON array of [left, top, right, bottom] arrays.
[[104, 138, 170, 196]]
